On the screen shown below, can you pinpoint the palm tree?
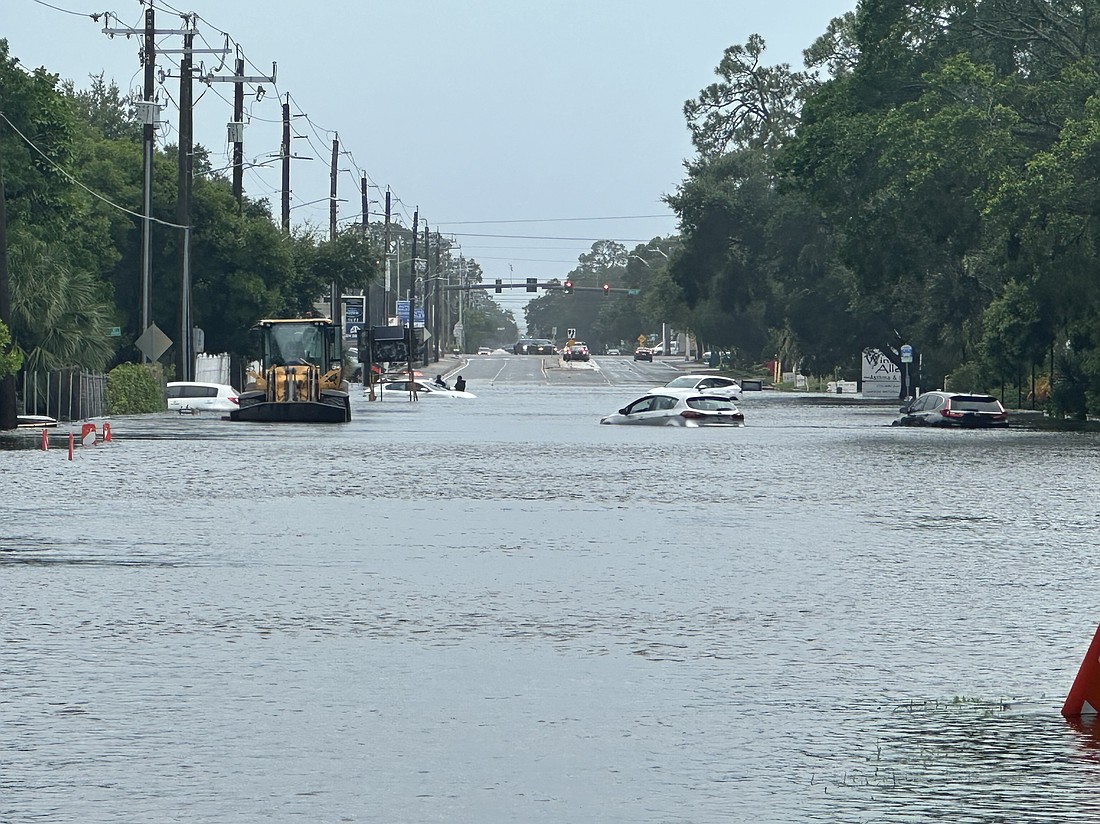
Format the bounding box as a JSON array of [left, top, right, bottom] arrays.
[[8, 234, 116, 372]]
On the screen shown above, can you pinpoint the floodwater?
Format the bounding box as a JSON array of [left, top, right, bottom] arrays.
[[4, 384, 1100, 823]]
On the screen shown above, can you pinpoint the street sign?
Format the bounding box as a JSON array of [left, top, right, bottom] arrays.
[[135, 323, 172, 361], [346, 324, 361, 337], [107, 326, 122, 337], [567, 328, 576, 339], [900, 343, 913, 363]]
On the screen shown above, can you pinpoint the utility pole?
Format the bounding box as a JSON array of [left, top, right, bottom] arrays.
[[361, 175, 372, 328], [329, 134, 339, 333], [201, 57, 276, 208], [384, 189, 392, 319], [423, 221, 431, 367], [432, 232, 441, 363], [103, 9, 192, 355], [232, 57, 244, 203], [407, 209, 418, 385], [176, 27, 194, 381], [281, 94, 290, 232], [0, 126, 15, 430]]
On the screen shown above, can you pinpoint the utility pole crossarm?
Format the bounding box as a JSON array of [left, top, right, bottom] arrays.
[[201, 63, 277, 85]]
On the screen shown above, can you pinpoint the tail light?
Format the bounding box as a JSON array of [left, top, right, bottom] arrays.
[[680, 410, 706, 419], [230, 397, 240, 405], [940, 406, 963, 419]]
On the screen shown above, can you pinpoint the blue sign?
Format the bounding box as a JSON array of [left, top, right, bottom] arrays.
[[900, 343, 913, 364], [395, 301, 424, 325]]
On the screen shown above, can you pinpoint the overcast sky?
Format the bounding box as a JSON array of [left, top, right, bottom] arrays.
[[7, 0, 856, 319]]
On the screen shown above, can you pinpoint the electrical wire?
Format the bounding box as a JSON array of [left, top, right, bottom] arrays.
[[0, 110, 189, 229]]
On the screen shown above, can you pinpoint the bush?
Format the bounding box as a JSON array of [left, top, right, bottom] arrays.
[[107, 363, 165, 415]]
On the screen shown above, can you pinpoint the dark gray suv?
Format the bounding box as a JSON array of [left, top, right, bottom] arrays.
[[894, 391, 1008, 428]]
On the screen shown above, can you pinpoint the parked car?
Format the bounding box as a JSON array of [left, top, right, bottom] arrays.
[[894, 391, 1008, 428], [663, 374, 742, 400], [563, 342, 590, 362], [166, 381, 240, 413], [600, 389, 744, 426], [633, 348, 653, 362], [513, 338, 555, 355]]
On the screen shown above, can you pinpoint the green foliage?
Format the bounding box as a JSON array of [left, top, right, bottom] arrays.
[[0, 321, 23, 378], [106, 363, 165, 415]]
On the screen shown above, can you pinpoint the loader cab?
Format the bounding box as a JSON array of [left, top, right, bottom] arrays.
[[254, 318, 341, 374]]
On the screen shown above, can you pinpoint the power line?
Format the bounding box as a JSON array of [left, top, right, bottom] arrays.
[[436, 214, 673, 225], [451, 232, 653, 242], [0, 110, 189, 229]]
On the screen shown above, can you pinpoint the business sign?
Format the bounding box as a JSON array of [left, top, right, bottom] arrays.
[[395, 300, 425, 326], [861, 348, 901, 398]]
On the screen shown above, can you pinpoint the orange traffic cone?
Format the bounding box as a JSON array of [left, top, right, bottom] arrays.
[[102, 422, 112, 442], [1062, 624, 1100, 717]]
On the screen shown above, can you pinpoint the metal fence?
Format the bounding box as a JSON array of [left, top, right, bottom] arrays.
[[19, 370, 108, 422]]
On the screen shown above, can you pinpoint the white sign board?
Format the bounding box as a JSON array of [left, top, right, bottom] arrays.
[[861, 348, 901, 398]]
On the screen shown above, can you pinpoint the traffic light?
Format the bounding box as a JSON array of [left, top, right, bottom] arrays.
[[526, 277, 537, 292], [602, 283, 611, 296], [563, 280, 573, 295], [495, 279, 502, 293]]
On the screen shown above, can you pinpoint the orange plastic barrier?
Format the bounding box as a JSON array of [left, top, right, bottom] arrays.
[[1063, 624, 1100, 717], [102, 422, 112, 442], [81, 423, 96, 447]]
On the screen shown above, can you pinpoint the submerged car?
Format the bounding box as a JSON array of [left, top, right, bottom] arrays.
[[894, 391, 1008, 428], [663, 374, 742, 401], [600, 389, 744, 426], [166, 381, 240, 413], [633, 348, 653, 362], [378, 379, 476, 398], [477, 346, 493, 355]]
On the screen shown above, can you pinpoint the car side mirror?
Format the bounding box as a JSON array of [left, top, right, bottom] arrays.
[[899, 405, 910, 413], [619, 408, 628, 415]]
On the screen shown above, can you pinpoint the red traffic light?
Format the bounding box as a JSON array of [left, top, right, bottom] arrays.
[[563, 280, 574, 295], [602, 283, 611, 295]]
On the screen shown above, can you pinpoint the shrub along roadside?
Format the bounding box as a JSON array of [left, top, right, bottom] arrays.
[[107, 363, 165, 415]]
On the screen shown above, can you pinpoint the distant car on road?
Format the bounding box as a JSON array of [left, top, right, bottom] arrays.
[[605, 348, 621, 356], [167, 381, 240, 413], [894, 391, 1008, 428], [563, 342, 590, 362], [633, 348, 653, 362], [600, 389, 744, 427], [663, 374, 742, 401], [477, 346, 493, 355], [513, 338, 555, 355]]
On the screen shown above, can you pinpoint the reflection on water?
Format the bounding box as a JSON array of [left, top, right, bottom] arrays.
[[3, 387, 1100, 822]]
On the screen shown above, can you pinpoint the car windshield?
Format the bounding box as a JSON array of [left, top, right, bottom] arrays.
[[950, 395, 1002, 412], [686, 396, 737, 411], [665, 377, 696, 388]]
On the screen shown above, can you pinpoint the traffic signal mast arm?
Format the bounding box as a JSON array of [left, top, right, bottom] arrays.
[[442, 282, 621, 292]]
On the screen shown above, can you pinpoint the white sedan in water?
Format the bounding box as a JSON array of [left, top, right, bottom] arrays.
[[600, 389, 744, 426], [377, 379, 476, 398], [663, 374, 742, 401]]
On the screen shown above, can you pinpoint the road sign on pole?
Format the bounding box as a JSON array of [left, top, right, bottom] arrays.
[[901, 344, 913, 363]]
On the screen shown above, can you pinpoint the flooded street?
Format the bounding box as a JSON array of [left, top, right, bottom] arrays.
[[4, 371, 1100, 822]]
